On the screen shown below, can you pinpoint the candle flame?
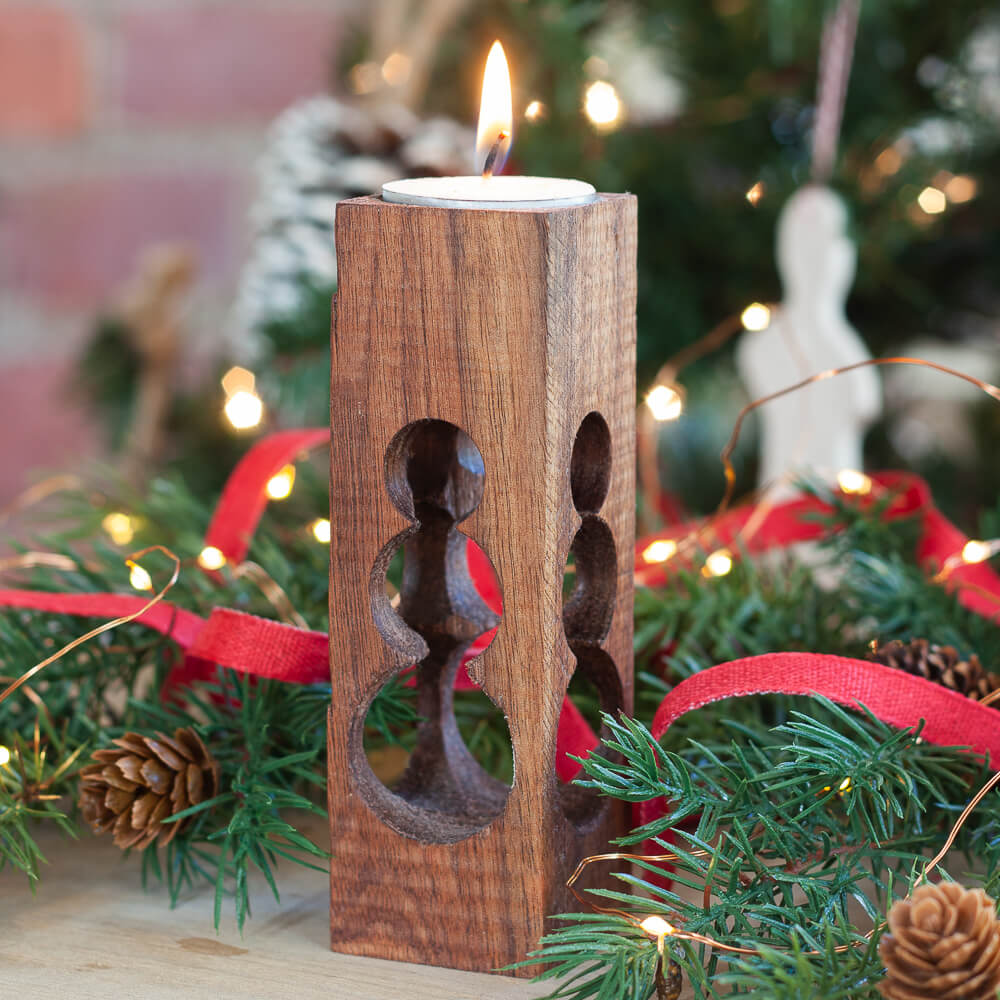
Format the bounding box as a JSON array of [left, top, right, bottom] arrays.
[[476, 41, 513, 177]]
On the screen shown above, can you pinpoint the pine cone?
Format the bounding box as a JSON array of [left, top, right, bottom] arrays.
[[870, 639, 1000, 702], [79, 728, 219, 850], [879, 883, 1000, 1000]]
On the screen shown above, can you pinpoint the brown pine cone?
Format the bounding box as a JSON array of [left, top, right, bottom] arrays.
[[79, 727, 219, 850], [870, 639, 1000, 702], [879, 882, 1000, 1000]]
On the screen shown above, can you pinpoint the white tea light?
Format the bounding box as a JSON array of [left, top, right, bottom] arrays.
[[382, 175, 596, 210], [381, 41, 596, 211]]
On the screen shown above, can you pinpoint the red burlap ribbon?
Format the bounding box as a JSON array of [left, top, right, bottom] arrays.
[[4, 431, 1000, 793], [637, 654, 1000, 836]]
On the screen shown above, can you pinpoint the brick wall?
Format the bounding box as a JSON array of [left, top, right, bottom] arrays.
[[0, 0, 354, 501]]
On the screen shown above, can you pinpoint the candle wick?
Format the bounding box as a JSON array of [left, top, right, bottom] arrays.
[[481, 131, 510, 179]]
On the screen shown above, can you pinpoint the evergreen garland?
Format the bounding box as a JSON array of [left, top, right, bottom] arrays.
[[2, 470, 998, 990]]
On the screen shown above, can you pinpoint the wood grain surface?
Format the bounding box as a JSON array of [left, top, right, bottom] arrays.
[[0, 820, 559, 999], [329, 194, 638, 973], [2, 820, 699, 998]]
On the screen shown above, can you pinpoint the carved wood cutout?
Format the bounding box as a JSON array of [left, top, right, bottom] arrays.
[[328, 193, 637, 974], [362, 419, 509, 843], [560, 412, 624, 828]]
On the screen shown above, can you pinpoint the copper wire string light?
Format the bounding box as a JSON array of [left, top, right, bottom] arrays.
[[638, 355, 1000, 575], [568, 763, 1000, 963], [231, 559, 309, 629], [0, 545, 181, 708]]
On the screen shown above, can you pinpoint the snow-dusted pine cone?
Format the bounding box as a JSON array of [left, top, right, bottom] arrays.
[[230, 96, 474, 350], [79, 728, 219, 850], [870, 639, 1000, 701], [878, 882, 1000, 1000]]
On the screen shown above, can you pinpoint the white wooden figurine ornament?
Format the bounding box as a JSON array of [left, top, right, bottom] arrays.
[[737, 185, 882, 496]]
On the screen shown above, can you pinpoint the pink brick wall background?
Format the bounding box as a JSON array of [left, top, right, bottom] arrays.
[[0, 0, 353, 503]]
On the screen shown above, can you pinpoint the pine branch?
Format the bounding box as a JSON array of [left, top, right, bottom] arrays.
[[532, 702, 983, 999]]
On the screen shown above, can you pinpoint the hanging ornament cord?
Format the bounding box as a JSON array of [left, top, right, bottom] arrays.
[[811, 0, 861, 183]]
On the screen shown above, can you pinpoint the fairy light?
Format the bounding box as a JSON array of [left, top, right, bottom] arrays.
[[221, 367, 264, 431], [265, 464, 296, 501], [197, 545, 226, 571], [962, 539, 993, 565], [524, 100, 545, 121], [838, 776, 853, 793], [311, 518, 331, 544], [224, 390, 264, 431], [381, 51, 412, 87], [837, 468, 872, 496], [745, 180, 765, 205], [102, 512, 135, 546], [944, 175, 978, 204], [646, 384, 683, 422], [584, 81, 622, 129], [0, 745, 9, 766], [917, 186, 947, 215], [642, 539, 677, 564], [740, 302, 771, 331], [704, 548, 733, 578], [640, 915, 676, 939], [128, 561, 153, 592]]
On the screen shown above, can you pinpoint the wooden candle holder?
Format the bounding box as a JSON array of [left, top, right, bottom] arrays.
[[328, 193, 637, 974]]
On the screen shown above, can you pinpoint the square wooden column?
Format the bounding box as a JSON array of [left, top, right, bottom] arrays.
[[328, 193, 637, 973]]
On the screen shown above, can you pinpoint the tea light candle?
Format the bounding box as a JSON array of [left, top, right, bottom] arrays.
[[381, 41, 597, 211]]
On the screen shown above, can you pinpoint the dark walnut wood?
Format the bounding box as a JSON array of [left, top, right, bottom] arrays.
[[328, 193, 637, 974]]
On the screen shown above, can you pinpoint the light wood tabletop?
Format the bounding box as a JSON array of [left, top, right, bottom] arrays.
[[1, 819, 549, 999]]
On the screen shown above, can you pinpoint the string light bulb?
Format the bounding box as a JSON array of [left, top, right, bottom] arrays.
[[640, 915, 676, 940], [265, 465, 296, 501], [197, 545, 226, 571], [745, 181, 765, 205], [0, 745, 10, 766], [224, 390, 264, 431], [704, 548, 733, 578], [311, 518, 331, 544], [524, 100, 545, 121], [944, 175, 977, 204], [642, 539, 677, 564], [837, 468, 872, 496], [128, 561, 153, 592], [917, 186, 947, 215], [381, 51, 412, 87], [221, 367, 264, 431], [102, 512, 135, 546], [962, 539, 993, 565], [584, 81, 622, 129], [740, 302, 771, 332], [646, 384, 683, 422]]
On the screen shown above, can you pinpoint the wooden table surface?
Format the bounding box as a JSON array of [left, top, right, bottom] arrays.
[[1, 821, 552, 999]]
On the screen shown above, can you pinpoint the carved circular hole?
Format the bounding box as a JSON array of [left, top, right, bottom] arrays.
[[385, 419, 485, 523], [361, 421, 510, 844], [562, 516, 617, 644], [570, 411, 612, 514], [559, 646, 624, 830], [358, 652, 512, 844]]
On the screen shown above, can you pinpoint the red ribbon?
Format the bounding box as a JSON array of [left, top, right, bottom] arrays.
[[6, 429, 1000, 797], [203, 428, 329, 566]]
